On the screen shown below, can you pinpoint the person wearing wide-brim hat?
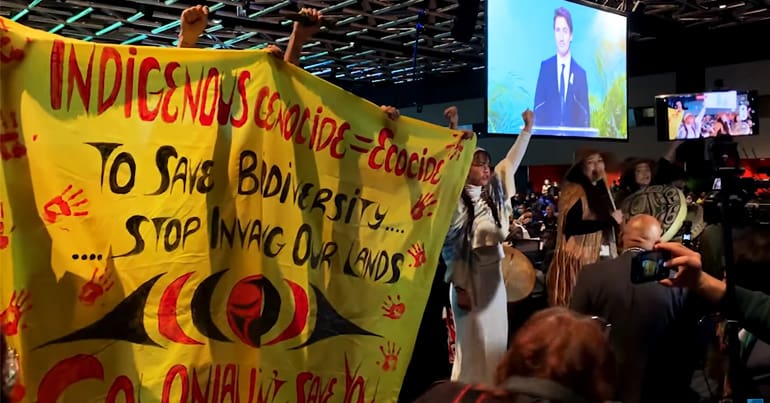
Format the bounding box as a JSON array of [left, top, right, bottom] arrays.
[[546, 147, 623, 307], [436, 106, 535, 386]]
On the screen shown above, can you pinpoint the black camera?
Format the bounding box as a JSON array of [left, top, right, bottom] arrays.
[[630, 250, 673, 284]]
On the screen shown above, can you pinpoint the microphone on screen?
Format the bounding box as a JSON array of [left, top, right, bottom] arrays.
[[279, 11, 339, 28]]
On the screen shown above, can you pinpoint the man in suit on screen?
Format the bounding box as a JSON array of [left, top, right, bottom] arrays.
[[534, 7, 590, 128]]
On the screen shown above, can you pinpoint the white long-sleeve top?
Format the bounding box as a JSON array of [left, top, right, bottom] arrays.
[[441, 130, 533, 285]]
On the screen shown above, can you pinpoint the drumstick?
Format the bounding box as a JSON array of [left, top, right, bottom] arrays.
[[606, 184, 617, 211]]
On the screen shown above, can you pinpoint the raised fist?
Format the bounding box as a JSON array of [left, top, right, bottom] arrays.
[[292, 8, 323, 41], [179, 5, 208, 47], [522, 109, 534, 129], [380, 105, 400, 121], [444, 106, 459, 129]]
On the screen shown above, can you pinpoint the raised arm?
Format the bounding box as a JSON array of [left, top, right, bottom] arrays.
[[442, 106, 476, 150], [658, 242, 770, 342], [494, 109, 534, 199], [178, 5, 208, 48], [444, 106, 459, 130], [178, 5, 298, 63], [695, 107, 707, 136], [285, 8, 322, 65]]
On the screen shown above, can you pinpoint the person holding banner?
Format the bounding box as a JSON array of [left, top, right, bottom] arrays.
[[178, 4, 321, 64], [546, 149, 622, 307], [414, 307, 617, 403], [441, 107, 534, 385]]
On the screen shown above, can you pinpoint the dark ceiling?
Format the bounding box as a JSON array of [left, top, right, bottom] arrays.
[[1, 0, 769, 88]]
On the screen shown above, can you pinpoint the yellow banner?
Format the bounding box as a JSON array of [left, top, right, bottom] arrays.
[[0, 17, 474, 403]]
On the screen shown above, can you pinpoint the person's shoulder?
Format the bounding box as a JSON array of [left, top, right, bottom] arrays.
[[587, 254, 630, 274], [541, 55, 557, 67], [581, 259, 612, 276], [570, 57, 586, 72]]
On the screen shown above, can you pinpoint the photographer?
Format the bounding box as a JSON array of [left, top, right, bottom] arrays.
[[657, 241, 770, 344], [659, 239, 770, 399], [570, 215, 702, 403]]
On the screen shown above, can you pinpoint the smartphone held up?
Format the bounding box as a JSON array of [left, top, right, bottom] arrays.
[[631, 250, 673, 284]]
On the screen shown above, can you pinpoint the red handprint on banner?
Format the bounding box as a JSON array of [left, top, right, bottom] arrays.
[[43, 185, 89, 224], [0, 111, 26, 162], [376, 342, 401, 372], [445, 131, 473, 161], [381, 295, 405, 320], [79, 267, 114, 306], [0, 202, 11, 250], [408, 242, 426, 268], [0, 290, 31, 336], [410, 193, 437, 220], [0, 36, 26, 64]]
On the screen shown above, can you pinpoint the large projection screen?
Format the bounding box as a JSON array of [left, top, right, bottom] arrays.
[[487, 0, 628, 139]]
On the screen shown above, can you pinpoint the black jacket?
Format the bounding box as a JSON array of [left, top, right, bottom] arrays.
[[570, 251, 702, 403]]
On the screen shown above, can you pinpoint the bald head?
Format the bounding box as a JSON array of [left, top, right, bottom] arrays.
[[621, 214, 662, 251]]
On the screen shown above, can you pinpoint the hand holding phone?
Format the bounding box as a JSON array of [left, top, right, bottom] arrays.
[[631, 250, 673, 284]]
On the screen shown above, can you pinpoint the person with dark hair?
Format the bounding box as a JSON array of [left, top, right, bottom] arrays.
[[617, 158, 654, 194], [533, 7, 590, 129], [546, 149, 623, 307], [615, 142, 683, 201], [415, 307, 617, 403], [441, 108, 534, 384]]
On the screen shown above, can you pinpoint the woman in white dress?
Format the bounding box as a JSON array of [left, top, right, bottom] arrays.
[[441, 107, 534, 385]]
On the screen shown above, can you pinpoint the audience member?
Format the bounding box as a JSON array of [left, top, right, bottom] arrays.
[[571, 214, 703, 403], [415, 307, 616, 403], [547, 149, 623, 307]]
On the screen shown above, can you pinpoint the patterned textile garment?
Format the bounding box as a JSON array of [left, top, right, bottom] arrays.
[[546, 182, 617, 307], [441, 131, 531, 385], [446, 306, 457, 364]]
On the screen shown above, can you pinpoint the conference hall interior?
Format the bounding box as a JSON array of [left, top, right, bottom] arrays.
[[1, 0, 769, 402]]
